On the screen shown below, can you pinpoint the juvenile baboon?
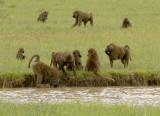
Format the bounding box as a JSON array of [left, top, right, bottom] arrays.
[[85, 48, 114, 81], [67, 50, 83, 71], [72, 10, 93, 27], [105, 43, 131, 68], [37, 11, 48, 23], [28, 54, 60, 87], [85, 48, 100, 73], [16, 48, 25, 60], [50, 51, 77, 76], [122, 18, 132, 28]]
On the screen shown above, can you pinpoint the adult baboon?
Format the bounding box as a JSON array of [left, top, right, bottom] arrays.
[[67, 50, 83, 71], [16, 48, 25, 60], [105, 43, 131, 68], [28, 54, 60, 87], [122, 18, 132, 28], [85, 48, 115, 81], [50, 51, 77, 76], [72, 10, 93, 27], [37, 11, 48, 23]]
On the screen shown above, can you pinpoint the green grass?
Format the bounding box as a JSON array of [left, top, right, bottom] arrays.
[[0, 102, 160, 116], [1, 0, 160, 75]]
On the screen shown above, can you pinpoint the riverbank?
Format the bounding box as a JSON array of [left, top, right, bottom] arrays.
[[0, 71, 160, 88], [0, 102, 159, 116]]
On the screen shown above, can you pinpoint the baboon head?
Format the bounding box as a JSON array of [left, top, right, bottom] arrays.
[[124, 18, 128, 22], [105, 44, 114, 55], [18, 48, 24, 53], [88, 48, 97, 57], [73, 10, 79, 18], [73, 50, 82, 58]]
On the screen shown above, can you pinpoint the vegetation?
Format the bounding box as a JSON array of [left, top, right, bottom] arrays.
[[0, 102, 160, 116], [0, 0, 160, 78]]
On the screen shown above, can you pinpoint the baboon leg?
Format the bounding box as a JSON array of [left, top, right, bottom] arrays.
[[109, 58, 113, 68], [84, 22, 87, 27], [90, 17, 93, 26], [59, 64, 66, 74], [36, 73, 43, 85], [124, 60, 128, 68], [72, 19, 78, 27], [70, 62, 77, 76], [78, 18, 82, 27]]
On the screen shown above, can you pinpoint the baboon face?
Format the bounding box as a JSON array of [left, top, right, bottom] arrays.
[[105, 45, 113, 55], [73, 50, 82, 58], [73, 11, 79, 18], [19, 48, 24, 53]]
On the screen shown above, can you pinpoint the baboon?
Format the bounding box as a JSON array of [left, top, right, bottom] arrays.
[[85, 48, 114, 81], [28, 54, 60, 87], [67, 50, 83, 71], [85, 48, 100, 73], [50, 51, 77, 76], [105, 43, 131, 68], [72, 10, 93, 27], [16, 48, 25, 60], [122, 18, 132, 28], [37, 11, 48, 23]]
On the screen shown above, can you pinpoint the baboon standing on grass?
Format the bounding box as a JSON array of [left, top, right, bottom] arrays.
[[28, 54, 60, 87], [105, 43, 131, 68], [72, 10, 93, 27], [50, 51, 77, 76], [122, 18, 132, 28]]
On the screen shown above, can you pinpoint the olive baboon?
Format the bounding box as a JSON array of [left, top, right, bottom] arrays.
[[122, 18, 132, 28], [67, 50, 83, 71], [85, 48, 114, 81], [28, 54, 60, 87], [72, 10, 93, 27], [85, 48, 100, 73], [105, 43, 131, 68], [16, 48, 25, 60], [37, 11, 48, 23], [50, 51, 77, 76]]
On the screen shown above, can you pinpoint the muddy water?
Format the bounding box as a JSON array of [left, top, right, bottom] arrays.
[[0, 87, 160, 105]]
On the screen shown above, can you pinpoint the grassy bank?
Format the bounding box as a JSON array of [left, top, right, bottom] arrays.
[[0, 71, 160, 88], [0, 102, 160, 116], [1, 0, 160, 82]]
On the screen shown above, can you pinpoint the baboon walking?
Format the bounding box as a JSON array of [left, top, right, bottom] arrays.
[[28, 54, 60, 87], [72, 10, 93, 27], [50, 51, 77, 76], [16, 48, 25, 60], [105, 43, 131, 68], [37, 11, 48, 23]]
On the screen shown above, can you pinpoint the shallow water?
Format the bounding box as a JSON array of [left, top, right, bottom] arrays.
[[0, 87, 160, 105]]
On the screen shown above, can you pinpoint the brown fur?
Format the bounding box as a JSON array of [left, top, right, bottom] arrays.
[[67, 50, 83, 71], [16, 48, 25, 60], [85, 48, 100, 73], [28, 54, 60, 87], [105, 43, 131, 68], [50, 51, 77, 76], [85, 48, 115, 81], [37, 11, 48, 23], [122, 18, 132, 28], [72, 10, 93, 27]]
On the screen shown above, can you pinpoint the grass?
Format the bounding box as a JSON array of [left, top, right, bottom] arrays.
[[0, 102, 160, 116], [0, 0, 160, 76]]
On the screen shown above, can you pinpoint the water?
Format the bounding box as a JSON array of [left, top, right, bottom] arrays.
[[0, 87, 160, 105]]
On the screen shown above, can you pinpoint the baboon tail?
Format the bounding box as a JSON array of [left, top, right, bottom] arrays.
[[28, 54, 40, 68]]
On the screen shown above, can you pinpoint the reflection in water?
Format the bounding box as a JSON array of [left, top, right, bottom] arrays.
[[0, 87, 160, 105]]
